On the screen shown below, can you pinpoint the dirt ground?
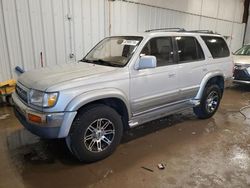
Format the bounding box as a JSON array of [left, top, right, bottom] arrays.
[[1, 85, 250, 188]]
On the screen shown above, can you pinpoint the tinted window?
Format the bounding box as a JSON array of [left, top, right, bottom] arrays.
[[141, 37, 174, 67], [201, 36, 230, 58], [175, 36, 205, 63], [235, 45, 250, 56]]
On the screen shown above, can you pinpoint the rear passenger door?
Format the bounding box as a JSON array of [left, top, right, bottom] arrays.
[[175, 36, 207, 100]]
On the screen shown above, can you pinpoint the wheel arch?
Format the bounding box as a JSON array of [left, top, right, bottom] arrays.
[[195, 72, 225, 100], [65, 89, 131, 129]]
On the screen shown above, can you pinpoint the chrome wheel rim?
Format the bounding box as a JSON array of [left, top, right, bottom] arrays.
[[206, 91, 219, 113], [83, 118, 115, 153]]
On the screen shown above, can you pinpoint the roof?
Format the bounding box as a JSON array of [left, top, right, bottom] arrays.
[[144, 28, 221, 36], [111, 28, 221, 38]]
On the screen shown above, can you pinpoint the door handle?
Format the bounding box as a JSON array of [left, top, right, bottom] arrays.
[[168, 73, 176, 78]]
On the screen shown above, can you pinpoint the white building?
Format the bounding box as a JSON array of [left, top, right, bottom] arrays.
[[0, 0, 246, 81]]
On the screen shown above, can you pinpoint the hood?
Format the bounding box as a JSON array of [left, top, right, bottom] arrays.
[[18, 62, 118, 91], [233, 55, 250, 65]]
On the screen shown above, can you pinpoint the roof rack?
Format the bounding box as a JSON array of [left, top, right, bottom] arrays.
[[145, 28, 186, 32], [187, 30, 216, 34], [144, 28, 219, 35]]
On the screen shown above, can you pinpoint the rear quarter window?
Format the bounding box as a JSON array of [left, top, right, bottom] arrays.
[[201, 36, 230, 58]]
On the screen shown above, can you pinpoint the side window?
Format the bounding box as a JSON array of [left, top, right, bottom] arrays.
[[201, 36, 230, 58], [175, 36, 205, 63], [141, 37, 174, 67]]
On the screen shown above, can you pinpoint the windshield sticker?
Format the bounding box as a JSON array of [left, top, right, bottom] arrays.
[[121, 40, 139, 46]]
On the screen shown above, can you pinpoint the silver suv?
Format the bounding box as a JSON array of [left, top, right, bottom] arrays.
[[13, 28, 233, 162]]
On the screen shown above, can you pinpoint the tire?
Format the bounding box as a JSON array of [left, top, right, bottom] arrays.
[[67, 104, 123, 162], [193, 84, 221, 119]]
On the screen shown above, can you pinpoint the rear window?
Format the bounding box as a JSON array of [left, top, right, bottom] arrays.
[[201, 36, 230, 58]]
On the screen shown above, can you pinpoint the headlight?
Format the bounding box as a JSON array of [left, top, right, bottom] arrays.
[[29, 89, 43, 106], [29, 89, 59, 107]]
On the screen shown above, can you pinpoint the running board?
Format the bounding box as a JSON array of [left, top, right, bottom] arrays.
[[128, 99, 200, 128], [128, 121, 139, 128], [189, 99, 200, 106]]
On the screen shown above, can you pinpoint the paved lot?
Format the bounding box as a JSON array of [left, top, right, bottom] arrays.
[[1, 85, 250, 188]]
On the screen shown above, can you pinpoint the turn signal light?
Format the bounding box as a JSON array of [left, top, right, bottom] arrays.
[[48, 95, 57, 107], [27, 113, 42, 123]]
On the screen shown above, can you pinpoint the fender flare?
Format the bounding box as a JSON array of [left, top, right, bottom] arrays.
[[195, 71, 225, 100], [65, 88, 131, 116], [58, 88, 130, 138]]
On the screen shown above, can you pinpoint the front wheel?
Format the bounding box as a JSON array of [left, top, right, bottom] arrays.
[[193, 85, 222, 119], [67, 104, 123, 162]]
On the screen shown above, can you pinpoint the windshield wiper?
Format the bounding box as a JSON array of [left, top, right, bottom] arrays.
[[80, 58, 122, 67], [93, 59, 116, 66], [79, 58, 93, 63]]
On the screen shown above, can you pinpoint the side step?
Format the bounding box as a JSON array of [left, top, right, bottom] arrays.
[[189, 99, 200, 106], [128, 121, 139, 128], [128, 99, 200, 128]]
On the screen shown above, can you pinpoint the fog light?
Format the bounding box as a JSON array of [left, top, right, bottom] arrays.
[[27, 113, 42, 123]]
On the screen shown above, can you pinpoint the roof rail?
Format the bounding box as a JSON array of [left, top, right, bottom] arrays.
[[187, 30, 216, 34], [145, 28, 186, 32], [144, 28, 220, 35]]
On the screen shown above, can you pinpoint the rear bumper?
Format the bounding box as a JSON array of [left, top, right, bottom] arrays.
[[13, 92, 77, 139]]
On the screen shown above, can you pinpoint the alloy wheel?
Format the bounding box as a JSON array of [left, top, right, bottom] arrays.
[[206, 91, 219, 113], [83, 118, 115, 153]]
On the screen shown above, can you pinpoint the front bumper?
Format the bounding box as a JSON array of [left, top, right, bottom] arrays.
[[233, 68, 250, 84], [233, 80, 250, 84], [13, 92, 77, 139]]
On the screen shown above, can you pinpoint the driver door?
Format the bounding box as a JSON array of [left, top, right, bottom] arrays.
[[130, 37, 181, 116]]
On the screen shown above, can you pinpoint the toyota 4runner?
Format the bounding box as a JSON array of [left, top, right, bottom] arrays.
[[13, 28, 233, 162]]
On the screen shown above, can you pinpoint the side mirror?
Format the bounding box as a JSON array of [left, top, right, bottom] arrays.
[[137, 56, 157, 70]]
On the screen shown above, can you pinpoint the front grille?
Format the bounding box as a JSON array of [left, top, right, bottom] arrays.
[[16, 84, 28, 103]]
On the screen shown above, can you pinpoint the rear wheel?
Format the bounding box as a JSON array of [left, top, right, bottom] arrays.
[[67, 104, 123, 162], [193, 84, 221, 119]]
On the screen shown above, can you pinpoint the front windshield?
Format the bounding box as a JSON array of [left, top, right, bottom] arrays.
[[82, 36, 143, 67], [235, 45, 250, 56]]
